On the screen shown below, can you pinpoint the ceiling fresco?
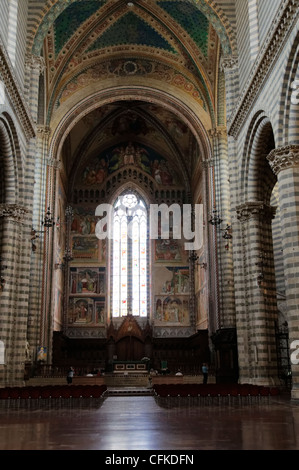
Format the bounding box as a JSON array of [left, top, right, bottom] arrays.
[[32, 0, 233, 192]]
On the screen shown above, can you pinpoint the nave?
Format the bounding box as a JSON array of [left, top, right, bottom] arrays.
[[0, 392, 299, 451]]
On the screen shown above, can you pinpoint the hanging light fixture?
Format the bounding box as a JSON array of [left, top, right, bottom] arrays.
[[42, 207, 55, 228], [209, 209, 223, 226], [0, 256, 7, 292]]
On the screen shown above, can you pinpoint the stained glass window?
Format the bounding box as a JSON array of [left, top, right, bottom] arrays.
[[112, 192, 148, 317]]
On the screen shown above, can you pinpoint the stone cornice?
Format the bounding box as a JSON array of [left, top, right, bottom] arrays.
[[0, 203, 29, 222], [236, 201, 276, 222], [0, 36, 36, 140], [228, 0, 298, 139], [267, 144, 299, 175]]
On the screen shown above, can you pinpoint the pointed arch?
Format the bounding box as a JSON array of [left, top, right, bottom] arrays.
[[242, 111, 276, 204], [0, 113, 22, 204]]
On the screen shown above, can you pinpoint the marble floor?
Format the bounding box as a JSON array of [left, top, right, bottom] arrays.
[[0, 392, 299, 452]]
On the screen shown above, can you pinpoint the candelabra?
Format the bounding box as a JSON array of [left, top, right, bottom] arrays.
[[0, 256, 8, 292], [209, 209, 223, 226]]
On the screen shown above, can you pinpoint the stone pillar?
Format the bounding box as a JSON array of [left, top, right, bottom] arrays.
[[208, 127, 235, 329], [267, 145, 299, 398], [27, 127, 51, 362], [0, 203, 29, 385], [39, 156, 61, 364], [220, 55, 239, 120], [24, 54, 45, 123], [201, 157, 219, 333], [235, 202, 279, 385]]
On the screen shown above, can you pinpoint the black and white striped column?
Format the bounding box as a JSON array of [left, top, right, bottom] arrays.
[[268, 144, 299, 398]]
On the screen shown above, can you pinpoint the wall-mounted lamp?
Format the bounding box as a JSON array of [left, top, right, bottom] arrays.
[[42, 207, 57, 228], [209, 209, 223, 226], [55, 248, 73, 270], [0, 256, 7, 292], [189, 253, 207, 269], [255, 251, 268, 287], [221, 224, 232, 250]]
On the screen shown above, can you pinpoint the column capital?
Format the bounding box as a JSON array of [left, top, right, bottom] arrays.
[[24, 54, 46, 75], [201, 157, 216, 169], [46, 157, 62, 169], [0, 203, 29, 222], [236, 201, 276, 223], [220, 55, 239, 72], [208, 126, 228, 139], [267, 145, 299, 175]]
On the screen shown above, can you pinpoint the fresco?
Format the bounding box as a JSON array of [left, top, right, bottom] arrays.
[[70, 206, 106, 263], [70, 267, 105, 295], [154, 296, 190, 325], [67, 297, 106, 326], [153, 266, 190, 325], [68, 267, 106, 326], [81, 142, 178, 186]]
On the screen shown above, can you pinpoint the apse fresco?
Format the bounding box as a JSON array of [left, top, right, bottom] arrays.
[[67, 297, 106, 325], [155, 296, 190, 325], [71, 206, 97, 234], [68, 267, 106, 326], [155, 238, 187, 263], [153, 266, 190, 325], [70, 267, 105, 295], [81, 142, 178, 186], [70, 206, 106, 263]]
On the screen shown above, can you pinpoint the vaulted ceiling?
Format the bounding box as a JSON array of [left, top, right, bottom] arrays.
[[31, 0, 234, 194]]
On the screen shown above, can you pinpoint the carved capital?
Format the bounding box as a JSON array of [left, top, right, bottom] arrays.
[[0, 203, 29, 222], [201, 158, 216, 169], [208, 126, 228, 140], [236, 201, 276, 223], [220, 55, 239, 72], [267, 145, 299, 175], [46, 157, 61, 169], [25, 54, 46, 75]]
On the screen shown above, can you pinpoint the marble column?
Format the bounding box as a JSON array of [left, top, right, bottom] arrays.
[[267, 144, 299, 398], [235, 201, 279, 385], [0, 203, 29, 385]]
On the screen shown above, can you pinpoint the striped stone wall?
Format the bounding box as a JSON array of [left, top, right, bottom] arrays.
[[226, 1, 299, 386]]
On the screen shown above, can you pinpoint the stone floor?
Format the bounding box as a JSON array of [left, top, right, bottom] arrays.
[[0, 390, 298, 451]]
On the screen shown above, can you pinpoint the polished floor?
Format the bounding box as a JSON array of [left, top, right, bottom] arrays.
[[0, 390, 299, 451]]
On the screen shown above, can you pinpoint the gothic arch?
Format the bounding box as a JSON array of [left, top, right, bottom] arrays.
[[242, 111, 276, 204], [0, 113, 22, 204], [279, 31, 299, 146], [49, 86, 213, 194]]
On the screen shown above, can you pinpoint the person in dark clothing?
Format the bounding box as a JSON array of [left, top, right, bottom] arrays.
[[67, 367, 74, 384], [202, 363, 208, 384]]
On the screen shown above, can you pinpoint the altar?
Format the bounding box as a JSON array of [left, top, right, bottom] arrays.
[[112, 361, 148, 374]]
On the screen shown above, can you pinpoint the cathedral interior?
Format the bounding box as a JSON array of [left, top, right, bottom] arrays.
[[0, 0, 299, 415]]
